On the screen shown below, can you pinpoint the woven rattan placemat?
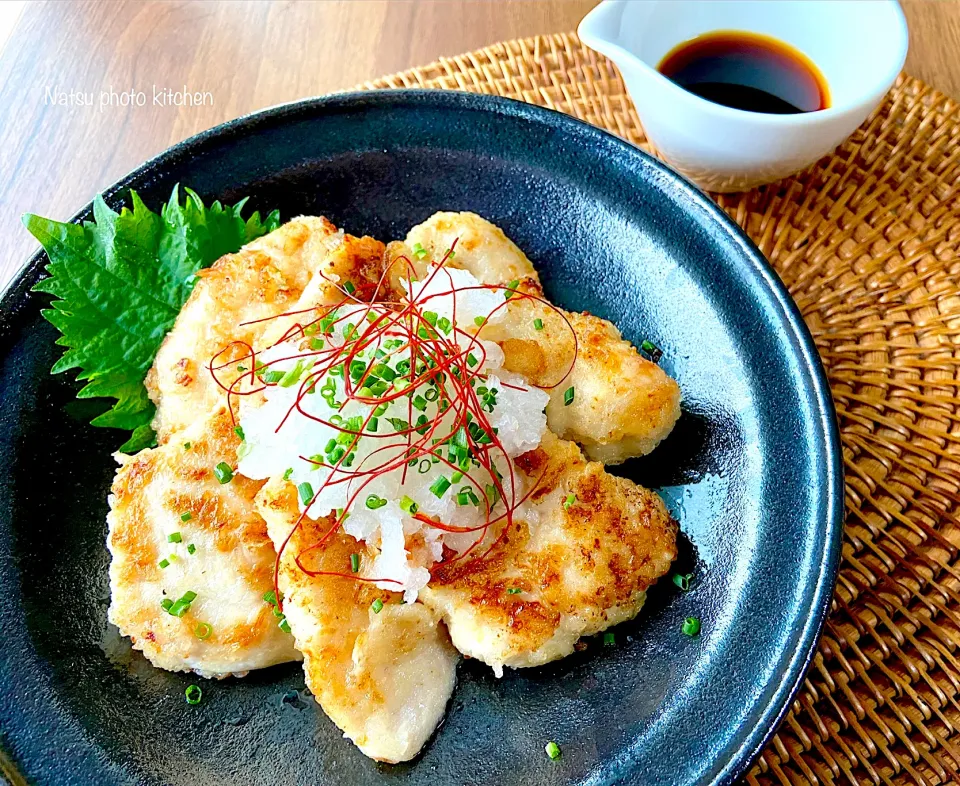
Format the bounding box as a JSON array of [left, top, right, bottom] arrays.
[[363, 32, 960, 786]]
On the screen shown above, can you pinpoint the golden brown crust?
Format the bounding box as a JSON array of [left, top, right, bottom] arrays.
[[147, 218, 391, 442], [115, 218, 404, 679], [396, 211, 681, 463], [107, 407, 299, 677], [403, 211, 542, 287], [256, 480, 458, 763], [420, 433, 677, 671]]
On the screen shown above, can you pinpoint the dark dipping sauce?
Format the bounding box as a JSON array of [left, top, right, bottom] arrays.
[[657, 30, 829, 114]]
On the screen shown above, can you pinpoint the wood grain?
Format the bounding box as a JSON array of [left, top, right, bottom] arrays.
[[0, 0, 958, 290]]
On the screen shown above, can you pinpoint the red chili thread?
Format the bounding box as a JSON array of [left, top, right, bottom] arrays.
[[207, 242, 578, 608]]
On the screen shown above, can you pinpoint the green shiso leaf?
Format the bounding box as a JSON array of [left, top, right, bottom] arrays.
[[23, 185, 280, 452]]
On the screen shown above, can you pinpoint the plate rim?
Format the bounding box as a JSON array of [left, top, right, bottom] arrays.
[[2, 88, 844, 786]]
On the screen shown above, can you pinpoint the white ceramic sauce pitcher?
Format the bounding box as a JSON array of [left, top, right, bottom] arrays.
[[579, 0, 908, 192]]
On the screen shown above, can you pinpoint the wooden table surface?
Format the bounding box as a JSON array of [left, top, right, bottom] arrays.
[[1, 0, 958, 291]]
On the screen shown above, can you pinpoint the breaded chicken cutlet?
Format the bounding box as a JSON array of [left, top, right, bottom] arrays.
[[420, 432, 677, 675], [110, 224, 389, 677], [108, 406, 298, 677], [256, 480, 459, 763], [392, 212, 682, 464], [146, 217, 388, 442]]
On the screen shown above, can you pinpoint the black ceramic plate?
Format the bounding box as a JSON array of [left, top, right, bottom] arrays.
[[0, 91, 842, 786]]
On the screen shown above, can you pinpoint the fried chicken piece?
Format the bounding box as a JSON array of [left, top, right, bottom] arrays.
[[392, 211, 681, 464], [256, 479, 459, 763], [107, 407, 299, 678], [114, 220, 399, 678], [147, 218, 388, 441], [419, 432, 677, 676], [484, 297, 681, 463]]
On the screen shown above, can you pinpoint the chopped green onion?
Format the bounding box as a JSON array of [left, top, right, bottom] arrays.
[[640, 339, 663, 363], [412, 394, 428, 411], [563, 386, 575, 406], [319, 311, 338, 334], [168, 532, 182, 543], [371, 598, 384, 614], [372, 364, 396, 382], [278, 360, 307, 388], [430, 476, 452, 498], [158, 558, 170, 569], [672, 573, 693, 591], [279, 618, 292, 633], [563, 492, 577, 510], [194, 622, 213, 640], [400, 496, 418, 515], [423, 310, 438, 327], [263, 370, 284, 384], [183, 442, 191, 450], [180, 512, 192, 522], [309, 337, 325, 351], [350, 553, 360, 573], [603, 632, 616, 646], [187, 543, 197, 555], [466, 353, 478, 367], [365, 494, 387, 510], [263, 590, 278, 606], [343, 280, 356, 294], [506, 587, 522, 595], [388, 417, 409, 432], [233, 425, 245, 441], [166, 590, 197, 617], [505, 279, 520, 299], [682, 617, 701, 637], [437, 316, 452, 334], [298, 482, 315, 506], [474, 316, 486, 328], [413, 242, 428, 260], [237, 364, 247, 372], [160, 598, 173, 611], [533, 318, 544, 330], [450, 426, 468, 452], [214, 462, 234, 484], [185, 684, 203, 705], [545, 741, 561, 760], [282, 468, 293, 481], [366, 417, 379, 432]]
